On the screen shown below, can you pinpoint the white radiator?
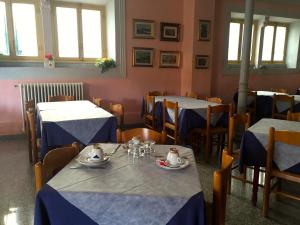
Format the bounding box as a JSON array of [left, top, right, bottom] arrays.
[[18, 82, 84, 130]]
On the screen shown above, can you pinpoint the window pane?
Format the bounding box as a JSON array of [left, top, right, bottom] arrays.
[[228, 23, 240, 61], [262, 25, 274, 61], [12, 3, 38, 56], [56, 7, 79, 58], [0, 2, 9, 56], [273, 26, 286, 61], [82, 9, 102, 58]]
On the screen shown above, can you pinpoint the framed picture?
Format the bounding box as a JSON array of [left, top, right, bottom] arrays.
[[159, 51, 180, 68], [133, 19, 155, 39], [198, 20, 210, 41], [195, 55, 209, 69], [132, 47, 154, 67], [160, 22, 180, 42]]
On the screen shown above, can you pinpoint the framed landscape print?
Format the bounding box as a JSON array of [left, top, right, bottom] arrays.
[[195, 55, 209, 69], [160, 22, 180, 42], [133, 47, 154, 67], [133, 19, 155, 39], [198, 20, 210, 41], [159, 51, 180, 68]]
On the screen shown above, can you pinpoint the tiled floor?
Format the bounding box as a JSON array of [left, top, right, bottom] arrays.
[[0, 136, 299, 225]]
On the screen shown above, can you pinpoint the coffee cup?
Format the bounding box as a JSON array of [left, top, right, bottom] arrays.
[[166, 148, 182, 167], [89, 144, 104, 161]]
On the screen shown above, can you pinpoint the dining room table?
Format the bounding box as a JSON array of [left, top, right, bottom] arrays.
[[142, 95, 228, 139], [239, 118, 300, 205], [34, 144, 206, 225], [36, 100, 117, 158]]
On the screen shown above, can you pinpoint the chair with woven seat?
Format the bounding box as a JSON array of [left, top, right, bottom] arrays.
[[287, 111, 300, 121], [185, 92, 198, 99], [144, 95, 156, 129], [27, 108, 40, 164], [227, 113, 251, 193], [263, 128, 300, 217], [195, 104, 232, 162], [206, 97, 223, 104], [48, 95, 74, 102], [25, 100, 34, 162], [34, 143, 80, 192], [92, 97, 102, 107], [148, 91, 167, 96], [117, 128, 166, 144], [208, 150, 233, 225], [109, 103, 124, 129], [163, 99, 179, 144], [272, 94, 294, 119]]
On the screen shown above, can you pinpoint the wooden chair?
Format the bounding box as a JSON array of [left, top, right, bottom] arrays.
[[25, 100, 34, 162], [148, 91, 167, 96], [227, 113, 251, 193], [206, 97, 223, 104], [109, 103, 124, 129], [117, 128, 166, 144], [263, 128, 300, 217], [246, 90, 257, 123], [48, 95, 74, 102], [144, 95, 156, 129], [185, 92, 198, 99], [195, 104, 233, 162], [26, 108, 40, 164], [92, 97, 102, 107], [34, 143, 80, 193], [271, 88, 289, 94], [163, 99, 179, 144], [212, 150, 233, 225], [272, 94, 294, 119], [287, 111, 300, 121]]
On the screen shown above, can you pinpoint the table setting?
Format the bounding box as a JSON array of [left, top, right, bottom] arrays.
[[34, 139, 206, 225]]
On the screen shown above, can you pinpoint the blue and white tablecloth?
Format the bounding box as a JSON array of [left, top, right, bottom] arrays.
[[239, 118, 300, 173], [36, 101, 117, 157], [34, 144, 206, 225], [142, 96, 228, 138]]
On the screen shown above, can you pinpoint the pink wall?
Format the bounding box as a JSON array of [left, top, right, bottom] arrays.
[[0, 0, 183, 135]]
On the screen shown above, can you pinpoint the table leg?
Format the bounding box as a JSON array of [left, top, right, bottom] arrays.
[[252, 166, 259, 206]]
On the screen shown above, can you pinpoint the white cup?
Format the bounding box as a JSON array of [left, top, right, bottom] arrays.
[[166, 148, 182, 167], [89, 144, 104, 161]]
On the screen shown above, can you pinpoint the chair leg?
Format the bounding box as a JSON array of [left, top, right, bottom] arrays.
[[263, 169, 271, 217], [205, 135, 210, 162]]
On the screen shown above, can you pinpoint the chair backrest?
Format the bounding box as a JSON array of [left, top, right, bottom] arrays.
[[117, 128, 166, 144], [34, 143, 80, 192], [213, 150, 233, 225], [109, 103, 124, 128], [48, 95, 74, 102], [163, 99, 178, 126], [185, 92, 198, 99], [271, 88, 289, 94], [145, 95, 155, 115], [206, 104, 233, 130], [26, 108, 38, 163], [206, 97, 223, 104], [287, 111, 300, 121], [25, 99, 34, 110], [227, 113, 251, 155], [92, 97, 102, 107], [272, 94, 294, 119], [148, 91, 167, 96]]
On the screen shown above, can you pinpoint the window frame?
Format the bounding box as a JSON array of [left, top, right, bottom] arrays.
[[261, 22, 289, 64], [52, 1, 107, 62], [227, 18, 257, 65], [0, 0, 43, 61]]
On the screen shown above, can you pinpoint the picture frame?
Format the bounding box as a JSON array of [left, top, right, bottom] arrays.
[[159, 51, 180, 68], [133, 19, 155, 39], [132, 47, 154, 67], [160, 22, 180, 42], [195, 55, 209, 69], [198, 20, 210, 41]]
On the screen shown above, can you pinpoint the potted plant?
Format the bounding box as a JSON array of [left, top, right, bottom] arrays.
[[95, 58, 116, 73], [44, 54, 55, 68]]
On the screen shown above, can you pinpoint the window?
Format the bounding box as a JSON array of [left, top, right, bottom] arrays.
[[262, 23, 288, 63], [0, 0, 42, 59], [227, 19, 256, 64], [53, 2, 106, 61]]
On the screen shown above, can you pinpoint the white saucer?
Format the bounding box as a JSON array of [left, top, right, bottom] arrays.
[[156, 158, 190, 170], [76, 155, 110, 168]]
